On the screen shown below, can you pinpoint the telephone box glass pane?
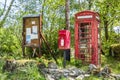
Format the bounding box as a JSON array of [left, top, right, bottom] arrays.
[[78, 23, 92, 63]]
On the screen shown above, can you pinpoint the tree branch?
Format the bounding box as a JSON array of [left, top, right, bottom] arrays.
[[0, 0, 7, 17], [0, 0, 15, 27]]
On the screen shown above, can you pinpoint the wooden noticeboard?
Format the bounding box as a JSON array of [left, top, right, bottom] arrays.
[[22, 14, 42, 56]]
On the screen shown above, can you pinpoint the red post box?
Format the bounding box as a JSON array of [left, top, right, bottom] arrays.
[[58, 30, 70, 50]]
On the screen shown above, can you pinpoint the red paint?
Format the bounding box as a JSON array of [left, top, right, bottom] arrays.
[[74, 10, 101, 66], [58, 30, 70, 50]]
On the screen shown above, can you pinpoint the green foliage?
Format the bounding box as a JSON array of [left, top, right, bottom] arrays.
[[101, 56, 120, 73], [3, 61, 45, 80], [84, 75, 104, 80], [59, 76, 67, 80], [102, 40, 112, 55], [0, 28, 22, 57], [0, 58, 7, 80], [42, 28, 60, 55], [111, 44, 120, 54], [101, 30, 120, 55], [0, 58, 45, 80], [74, 59, 82, 68]]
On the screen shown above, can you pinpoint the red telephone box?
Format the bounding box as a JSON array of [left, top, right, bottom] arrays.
[[58, 30, 70, 50], [74, 10, 101, 66]]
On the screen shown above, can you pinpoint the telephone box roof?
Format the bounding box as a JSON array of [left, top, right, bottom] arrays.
[[75, 10, 99, 16]]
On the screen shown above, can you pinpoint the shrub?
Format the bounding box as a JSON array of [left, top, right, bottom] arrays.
[[0, 28, 21, 57], [109, 44, 120, 58]]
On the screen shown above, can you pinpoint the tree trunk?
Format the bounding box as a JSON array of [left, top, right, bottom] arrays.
[[104, 21, 109, 41], [65, 0, 70, 30], [104, 4, 109, 41], [65, 0, 71, 63]]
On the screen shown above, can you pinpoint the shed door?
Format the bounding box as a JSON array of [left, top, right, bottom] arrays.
[[78, 23, 92, 63]]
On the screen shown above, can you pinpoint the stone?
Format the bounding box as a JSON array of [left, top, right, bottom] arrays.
[[48, 69, 60, 74], [69, 68, 84, 77], [2, 60, 17, 72], [88, 64, 97, 73], [48, 62, 58, 69], [3, 59, 36, 72], [69, 68, 80, 77], [44, 68, 63, 80], [37, 63, 46, 69], [84, 74, 90, 77], [45, 74, 55, 80], [40, 68, 49, 74], [37, 63, 47, 74], [112, 74, 120, 80], [63, 69, 70, 77], [79, 69, 85, 74], [110, 44, 120, 58], [68, 77, 75, 80], [76, 75, 85, 80], [99, 66, 111, 77], [38, 63, 88, 80], [53, 71, 63, 80]]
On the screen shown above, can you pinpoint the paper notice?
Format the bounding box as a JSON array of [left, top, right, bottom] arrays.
[[32, 21, 35, 24], [31, 34, 38, 39], [26, 28, 31, 35], [26, 35, 31, 43], [32, 26, 37, 34]]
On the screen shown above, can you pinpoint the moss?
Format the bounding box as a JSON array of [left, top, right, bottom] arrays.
[[111, 44, 120, 54], [110, 44, 120, 57]]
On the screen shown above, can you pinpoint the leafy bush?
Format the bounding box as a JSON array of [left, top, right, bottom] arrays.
[[5, 61, 45, 80], [109, 44, 120, 57], [41, 27, 62, 58], [0, 28, 22, 57], [74, 59, 82, 68], [101, 30, 120, 55], [102, 40, 112, 55]]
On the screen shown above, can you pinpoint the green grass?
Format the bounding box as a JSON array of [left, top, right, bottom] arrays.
[[101, 55, 120, 74]]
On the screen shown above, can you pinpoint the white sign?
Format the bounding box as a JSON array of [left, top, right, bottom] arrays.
[[32, 26, 37, 34], [26, 28, 31, 35], [32, 21, 35, 24], [31, 34, 38, 39], [61, 38, 64, 46], [77, 15, 92, 19]]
